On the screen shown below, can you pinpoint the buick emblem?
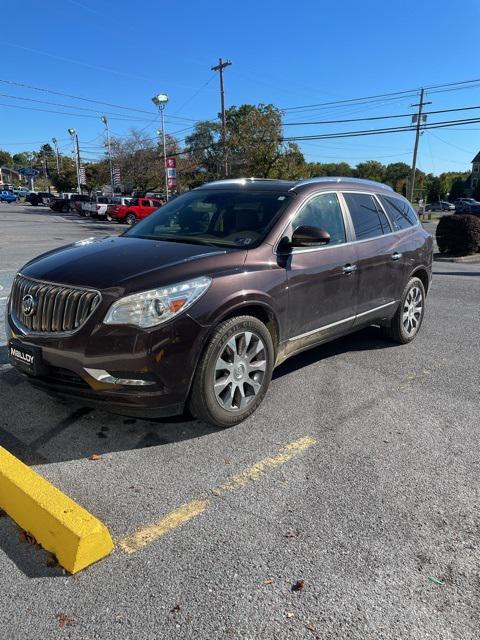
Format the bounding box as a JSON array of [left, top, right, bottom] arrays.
[[22, 294, 37, 316]]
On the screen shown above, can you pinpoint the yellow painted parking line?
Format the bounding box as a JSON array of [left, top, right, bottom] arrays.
[[118, 499, 210, 554], [211, 435, 315, 497], [117, 435, 316, 555], [0, 446, 113, 574]]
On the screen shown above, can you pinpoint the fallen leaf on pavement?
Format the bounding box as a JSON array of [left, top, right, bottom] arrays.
[[305, 623, 317, 633], [286, 612, 295, 618], [428, 576, 445, 586], [56, 613, 75, 628], [170, 604, 181, 613], [88, 453, 102, 461], [292, 579, 305, 592], [46, 554, 58, 568], [19, 530, 36, 545], [263, 578, 273, 585], [285, 528, 300, 538]]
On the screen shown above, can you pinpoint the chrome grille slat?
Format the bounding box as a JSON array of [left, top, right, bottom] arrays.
[[10, 275, 101, 334]]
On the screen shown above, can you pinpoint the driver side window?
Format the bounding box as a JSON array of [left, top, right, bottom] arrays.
[[294, 193, 346, 245]]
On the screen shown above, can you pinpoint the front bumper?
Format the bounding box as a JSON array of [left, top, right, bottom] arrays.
[[6, 311, 210, 418]]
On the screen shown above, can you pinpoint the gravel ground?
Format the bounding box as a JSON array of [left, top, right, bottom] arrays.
[[0, 204, 478, 639]]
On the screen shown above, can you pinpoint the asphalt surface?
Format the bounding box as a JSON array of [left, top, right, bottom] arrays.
[[0, 203, 479, 639]]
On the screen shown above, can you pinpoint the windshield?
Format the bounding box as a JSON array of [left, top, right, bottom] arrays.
[[124, 189, 291, 248]]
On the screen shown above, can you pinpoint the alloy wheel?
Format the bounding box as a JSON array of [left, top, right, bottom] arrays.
[[213, 331, 267, 412], [402, 285, 423, 336]]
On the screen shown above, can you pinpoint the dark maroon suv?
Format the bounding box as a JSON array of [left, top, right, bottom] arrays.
[[7, 177, 433, 427]]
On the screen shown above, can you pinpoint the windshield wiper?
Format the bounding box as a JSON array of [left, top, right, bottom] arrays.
[[134, 234, 220, 247]]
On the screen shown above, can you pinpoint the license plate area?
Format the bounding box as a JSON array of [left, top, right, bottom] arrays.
[[9, 339, 45, 376]]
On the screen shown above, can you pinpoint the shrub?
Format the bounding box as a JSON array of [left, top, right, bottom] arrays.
[[436, 214, 480, 255]]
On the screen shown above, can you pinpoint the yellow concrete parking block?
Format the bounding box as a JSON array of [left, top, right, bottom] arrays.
[[0, 446, 113, 574]]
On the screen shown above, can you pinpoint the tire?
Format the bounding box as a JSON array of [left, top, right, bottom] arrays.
[[126, 213, 136, 226], [189, 315, 275, 428], [62, 205, 69, 213], [382, 277, 426, 344]]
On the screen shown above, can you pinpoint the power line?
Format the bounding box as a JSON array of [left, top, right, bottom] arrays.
[[283, 103, 480, 126], [0, 78, 205, 123], [281, 77, 480, 113], [282, 115, 480, 142]]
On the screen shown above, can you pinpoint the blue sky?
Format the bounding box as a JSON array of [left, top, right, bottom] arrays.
[[1, 0, 480, 174]]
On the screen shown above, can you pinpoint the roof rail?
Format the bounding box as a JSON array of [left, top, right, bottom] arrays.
[[292, 176, 394, 191], [205, 177, 287, 186]]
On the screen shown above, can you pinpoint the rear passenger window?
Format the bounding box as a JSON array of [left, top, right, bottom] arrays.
[[378, 196, 418, 230], [343, 193, 391, 240], [294, 193, 346, 245]]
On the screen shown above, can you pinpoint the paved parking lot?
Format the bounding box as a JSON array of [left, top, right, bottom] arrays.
[[0, 203, 479, 639]]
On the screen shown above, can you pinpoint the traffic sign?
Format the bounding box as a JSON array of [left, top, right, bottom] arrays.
[[18, 167, 40, 178]]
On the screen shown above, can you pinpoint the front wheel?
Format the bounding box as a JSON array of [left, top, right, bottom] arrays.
[[126, 213, 136, 226], [189, 316, 275, 428], [383, 277, 426, 344]]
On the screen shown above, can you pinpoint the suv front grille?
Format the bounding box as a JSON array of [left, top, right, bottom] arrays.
[[10, 275, 101, 333]]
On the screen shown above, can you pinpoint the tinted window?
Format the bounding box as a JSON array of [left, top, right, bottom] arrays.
[[126, 189, 291, 248], [379, 196, 417, 230], [294, 193, 346, 245], [343, 193, 391, 240]]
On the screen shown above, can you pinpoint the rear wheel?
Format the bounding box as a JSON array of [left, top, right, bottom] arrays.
[[383, 277, 425, 344], [126, 212, 136, 226], [189, 316, 274, 428]]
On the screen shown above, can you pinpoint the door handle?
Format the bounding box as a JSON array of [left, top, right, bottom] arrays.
[[391, 252, 403, 261], [342, 264, 357, 275]]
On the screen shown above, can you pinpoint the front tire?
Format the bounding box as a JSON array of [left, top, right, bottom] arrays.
[[383, 277, 426, 344], [189, 316, 274, 428], [126, 212, 136, 226]]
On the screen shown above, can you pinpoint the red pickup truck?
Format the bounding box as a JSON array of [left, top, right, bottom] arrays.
[[113, 197, 163, 225]]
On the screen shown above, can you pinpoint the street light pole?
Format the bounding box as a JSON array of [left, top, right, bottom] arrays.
[[52, 137, 60, 174], [68, 128, 81, 194], [101, 116, 115, 196], [152, 93, 169, 202]]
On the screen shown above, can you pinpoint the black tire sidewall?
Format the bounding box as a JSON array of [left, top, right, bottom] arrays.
[[190, 316, 274, 427]]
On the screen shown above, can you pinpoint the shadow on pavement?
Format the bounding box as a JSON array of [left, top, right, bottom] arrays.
[[0, 517, 64, 579], [0, 327, 395, 466]]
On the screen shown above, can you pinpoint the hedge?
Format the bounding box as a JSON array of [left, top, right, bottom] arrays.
[[436, 214, 480, 255]]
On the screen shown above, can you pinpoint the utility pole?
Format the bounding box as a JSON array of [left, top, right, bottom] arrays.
[[409, 88, 431, 203], [52, 138, 60, 174], [211, 57, 232, 177], [68, 128, 82, 194], [101, 116, 115, 196]]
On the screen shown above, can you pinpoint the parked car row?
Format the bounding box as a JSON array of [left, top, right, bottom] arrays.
[[47, 194, 164, 225], [453, 198, 480, 214]]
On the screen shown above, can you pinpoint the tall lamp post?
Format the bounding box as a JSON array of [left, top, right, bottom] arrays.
[[67, 128, 81, 194], [152, 93, 169, 202], [101, 115, 115, 196], [51, 137, 60, 174]]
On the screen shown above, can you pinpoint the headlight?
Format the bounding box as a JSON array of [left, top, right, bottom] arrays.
[[103, 276, 211, 328]]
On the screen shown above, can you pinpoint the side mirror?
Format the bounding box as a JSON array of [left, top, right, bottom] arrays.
[[291, 225, 330, 247]]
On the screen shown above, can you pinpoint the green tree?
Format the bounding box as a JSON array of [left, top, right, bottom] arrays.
[[384, 162, 411, 192], [449, 178, 466, 201], [355, 160, 386, 182], [0, 149, 12, 166], [49, 156, 77, 193]]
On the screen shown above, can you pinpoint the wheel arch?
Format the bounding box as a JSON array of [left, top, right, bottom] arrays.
[[409, 266, 430, 293]]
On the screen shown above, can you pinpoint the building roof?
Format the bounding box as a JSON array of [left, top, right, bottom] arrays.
[[471, 152, 480, 163]]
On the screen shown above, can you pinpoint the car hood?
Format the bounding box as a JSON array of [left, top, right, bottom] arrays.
[[21, 236, 244, 293]]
